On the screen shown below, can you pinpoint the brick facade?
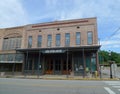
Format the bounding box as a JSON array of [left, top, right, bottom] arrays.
[[0, 17, 100, 76]]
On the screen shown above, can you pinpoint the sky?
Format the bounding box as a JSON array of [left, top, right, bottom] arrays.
[[0, 0, 120, 53]]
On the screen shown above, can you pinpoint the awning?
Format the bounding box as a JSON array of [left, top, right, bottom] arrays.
[[16, 45, 101, 53]]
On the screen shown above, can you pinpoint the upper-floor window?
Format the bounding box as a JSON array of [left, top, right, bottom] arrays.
[[56, 34, 60, 46], [28, 36, 32, 48], [38, 35, 42, 47], [87, 31, 93, 45], [47, 34, 52, 47], [2, 37, 21, 50], [76, 32, 81, 45], [65, 33, 70, 46]]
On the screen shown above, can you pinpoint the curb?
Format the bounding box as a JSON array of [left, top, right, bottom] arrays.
[[0, 75, 119, 81]]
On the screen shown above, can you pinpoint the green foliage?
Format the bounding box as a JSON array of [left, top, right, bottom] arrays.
[[99, 50, 120, 64]]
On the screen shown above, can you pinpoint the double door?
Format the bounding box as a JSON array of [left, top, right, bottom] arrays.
[[45, 57, 72, 75], [45, 58, 61, 74]]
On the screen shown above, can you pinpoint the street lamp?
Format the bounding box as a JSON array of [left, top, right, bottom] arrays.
[[109, 50, 113, 79]]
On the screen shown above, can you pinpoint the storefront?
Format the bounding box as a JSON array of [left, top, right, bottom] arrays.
[[17, 46, 100, 76]]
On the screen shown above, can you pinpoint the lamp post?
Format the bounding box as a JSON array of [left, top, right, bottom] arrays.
[[109, 50, 113, 79]]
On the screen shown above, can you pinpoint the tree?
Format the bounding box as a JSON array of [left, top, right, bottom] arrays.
[[99, 50, 120, 64]]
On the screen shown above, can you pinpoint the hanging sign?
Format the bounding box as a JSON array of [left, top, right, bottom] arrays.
[[43, 49, 66, 53]]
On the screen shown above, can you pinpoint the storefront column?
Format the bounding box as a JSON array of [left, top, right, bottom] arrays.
[[12, 51, 17, 75], [25, 51, 28, 76], [42, 55, 45, 75], [66, 49, 69, 78], [82, 48, 86, 78], [61, 58, 63, 75], [53, 59, 55, 75], [22, 53, 25, 74], [96, 51, 99, 74], [32, 55, 34, 74], [37, 51, 41, 77], [72, 53, 74, 76]]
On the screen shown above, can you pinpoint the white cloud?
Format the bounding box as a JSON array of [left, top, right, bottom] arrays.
[[1, 0, 119, 52], [42, 0, 120, 52], [0, 0, 28, 28]]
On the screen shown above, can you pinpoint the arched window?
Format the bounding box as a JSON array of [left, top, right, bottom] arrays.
[[2, 33, 22, 50]]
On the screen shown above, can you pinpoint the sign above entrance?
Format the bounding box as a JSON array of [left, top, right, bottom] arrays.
[[43, 49, 66, 54]]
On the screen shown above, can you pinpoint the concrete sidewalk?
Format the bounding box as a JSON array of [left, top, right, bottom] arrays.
[[0, 74, 119, 80]]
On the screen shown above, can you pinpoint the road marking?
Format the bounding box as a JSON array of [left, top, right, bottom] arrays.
[[104, 81, 120, 83], [108, 84, 120, 86], [112, 86, 120, 88], [104, 87, 116, 94]]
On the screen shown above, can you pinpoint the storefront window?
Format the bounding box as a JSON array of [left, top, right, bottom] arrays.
[[0, 54, 23, 63], [7, 54, 14, 61], [16, 54, 24, 63]]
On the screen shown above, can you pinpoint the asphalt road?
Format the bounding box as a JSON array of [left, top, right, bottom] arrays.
[[0, 78, 120, 94]]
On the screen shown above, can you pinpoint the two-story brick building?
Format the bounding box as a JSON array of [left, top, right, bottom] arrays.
[[0, 17, 100, 76]]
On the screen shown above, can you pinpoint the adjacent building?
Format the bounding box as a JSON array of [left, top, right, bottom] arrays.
[[0, 17, 100, 76]]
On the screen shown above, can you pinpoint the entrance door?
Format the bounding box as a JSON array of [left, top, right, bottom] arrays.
[[54, 59, 61, 74], [45, 59, 53, 74], [62, 59, 72, 75]]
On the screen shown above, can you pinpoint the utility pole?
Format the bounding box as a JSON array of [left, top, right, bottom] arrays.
[[109, 50, 113, 79]]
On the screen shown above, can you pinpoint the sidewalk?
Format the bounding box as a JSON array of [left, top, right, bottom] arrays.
[[1, 74, 119, 80]]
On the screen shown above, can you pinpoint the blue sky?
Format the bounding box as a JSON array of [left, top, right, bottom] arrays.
[[0, 0, 120, 53]]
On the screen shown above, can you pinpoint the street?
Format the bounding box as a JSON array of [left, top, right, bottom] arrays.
[[0, 78, 120, 94]]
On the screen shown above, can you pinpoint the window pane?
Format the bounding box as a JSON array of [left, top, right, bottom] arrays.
[[16, 37, 21, 48], [47, 35, 52, 47], [15, 54, 24, 63], [38, 35, 42, 47], [76, 32, 81, 45], [2, 39, 8, 50], [28, 36, 32, 48], [9, 38, 12, 49], [87, 31, 93, 45], [8, 54, 15, 61], [65, 33, 70, 46], [56, 34, 60, 46]]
